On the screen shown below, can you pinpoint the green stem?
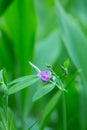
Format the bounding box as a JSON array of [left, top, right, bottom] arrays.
[[3, 95, 8, 130], [6, 95, 8, 130], [48, 66, 67, 130], [62, 92, 67, 130]]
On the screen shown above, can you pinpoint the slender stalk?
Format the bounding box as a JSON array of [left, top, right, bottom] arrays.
[[62, 91, 67, 130], [47, 64, 67, 130], [6, 95, 8, 130], [2, 83, 8, 130], [3, 95, 8, 130]]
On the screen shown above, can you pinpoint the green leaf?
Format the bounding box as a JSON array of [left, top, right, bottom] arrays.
[[27, 120, 38, 130], [4, 0, 37, 75], [0, 0, 13, 16], [64, 59, 70, 68], [74, 0, 87, 28], [33, 84, 55, 102], [0, 107, 8, 130], [34, 0, 62, 70], [0, 68, 7, 84], [55, 1, 87, 129], [8, 108, 16, 130], [8, 75, 39, 95], [8, 75, 34, 86], [55, 0, 87, 83], [0, 28, 15, 72], [2, 68, 8, 85], [39, 91, 61, 130], [0, 69, 7, 95], [0, 121, 4, 130], [0, 70, 3, 83], [3, 0, 37, 119]]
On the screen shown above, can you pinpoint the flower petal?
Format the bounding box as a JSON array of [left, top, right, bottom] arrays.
[[38, 71, 51, 82]]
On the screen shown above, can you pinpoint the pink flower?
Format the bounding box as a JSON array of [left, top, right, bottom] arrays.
[[38, 71, 51, 82]]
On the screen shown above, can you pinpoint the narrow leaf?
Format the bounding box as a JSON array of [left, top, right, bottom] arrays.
[[55, 1, 87, 129], [8, 75, 35, 86], [55, 0, 87, 82], [8, 75, 39, 95], [33, 84, 55, 102], [40, 91, 61, 130]]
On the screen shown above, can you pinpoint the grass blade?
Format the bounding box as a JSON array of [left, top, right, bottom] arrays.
[[33, 84, 55, 101], [8, 75, 39, 95], [39, 91, 61, 130]]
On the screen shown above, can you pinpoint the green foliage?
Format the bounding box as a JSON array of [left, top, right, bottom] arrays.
[[55, 0, 87, 83], [8, 75, 39, 95], [40, 91, 61, 130], [64, 59, 70, 68], [0, 69, 7, 95], [0, 0, 87, 130], [0, 0, 13, 16], [33, 84, 55, 101]]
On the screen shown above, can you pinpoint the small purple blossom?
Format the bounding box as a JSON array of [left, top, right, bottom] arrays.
[[38, 71, 51, 82]]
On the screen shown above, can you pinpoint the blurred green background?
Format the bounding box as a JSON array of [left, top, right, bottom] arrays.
[[0, 0, 87, 130]]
